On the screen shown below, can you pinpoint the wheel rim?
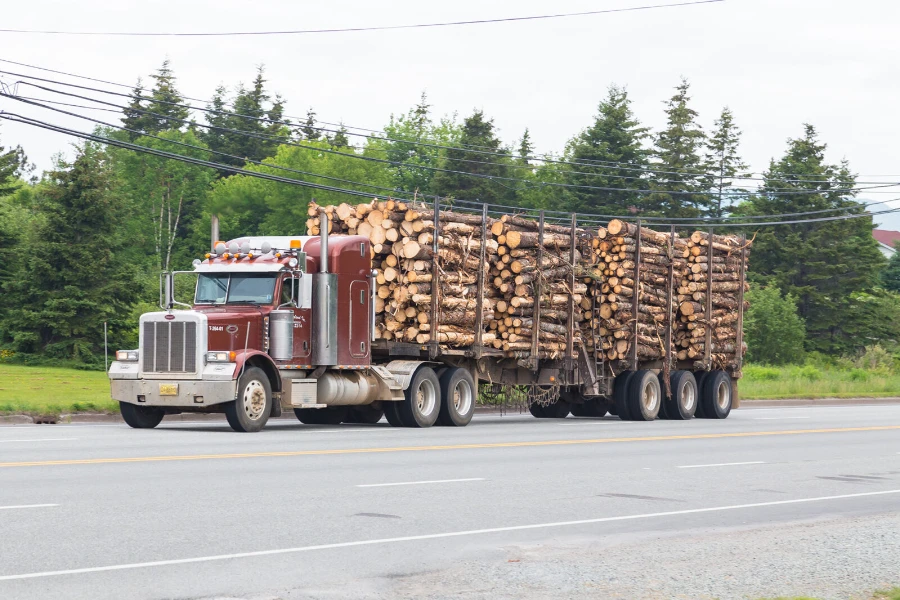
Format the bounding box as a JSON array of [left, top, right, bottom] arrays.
[[716, 380, 730, 410], [681, 380, 696, 412], [416, 378, 437, 417], [452, 380, 473, 416], [642, 379, 660, 414], [243, 380, 267, 420]]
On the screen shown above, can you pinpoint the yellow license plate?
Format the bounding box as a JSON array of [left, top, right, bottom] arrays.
[[159, 384, 179, 396]]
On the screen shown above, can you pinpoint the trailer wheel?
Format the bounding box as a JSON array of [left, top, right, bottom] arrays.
[[613, 371, 635, 420], [627, 370, 662, 421], [294, 406, 347, 425], [383, 401, 405, 427], [400, 366, 441, 427], [345, 404, 385, 424], [437, 368, 476, 427], [700, 370, 732, 419], [225, 367, 272, 433], [119, 402, 164, 429], [529, 400, 570, 419], [693, 370, 710, 418], [663, 371, 698, 420], [571, 400, 608, 418]]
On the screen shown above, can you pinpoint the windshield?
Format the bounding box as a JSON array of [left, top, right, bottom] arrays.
[[195, 273, 277, 305]]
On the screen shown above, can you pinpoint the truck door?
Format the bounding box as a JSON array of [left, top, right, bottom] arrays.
[[348, 280, 370, 359], [280, 274, 311, 360]]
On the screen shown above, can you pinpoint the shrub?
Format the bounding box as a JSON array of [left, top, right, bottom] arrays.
[[744, 365, 781, 381], [744, 286, 807, 365], [853, 344, 896, 373], [848, 368, 869, 382], [797, 365, 822, 381]]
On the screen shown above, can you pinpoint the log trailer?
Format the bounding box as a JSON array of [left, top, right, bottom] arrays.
[[108, 204, 748, 432]]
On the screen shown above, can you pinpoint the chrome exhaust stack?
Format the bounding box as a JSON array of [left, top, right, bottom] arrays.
[[311, 208, 337, 366]]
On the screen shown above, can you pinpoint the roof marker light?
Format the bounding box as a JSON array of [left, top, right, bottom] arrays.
[[290, 239, 302, 249]]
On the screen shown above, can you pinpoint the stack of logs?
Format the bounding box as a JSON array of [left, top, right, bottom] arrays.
[[306, 201, 749, 368]]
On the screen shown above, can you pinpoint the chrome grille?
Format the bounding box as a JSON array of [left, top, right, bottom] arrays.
[[142, 321, 197, 373]]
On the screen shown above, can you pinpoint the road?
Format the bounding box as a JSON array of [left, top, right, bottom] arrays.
[[1, 404, 899, 600]]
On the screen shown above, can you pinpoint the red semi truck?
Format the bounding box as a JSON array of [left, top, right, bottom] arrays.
[[109, 207, 744, 432]]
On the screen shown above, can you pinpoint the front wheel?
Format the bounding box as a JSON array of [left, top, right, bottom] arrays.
[[225, 367, 273, 433], [120, 402, 164, 429]]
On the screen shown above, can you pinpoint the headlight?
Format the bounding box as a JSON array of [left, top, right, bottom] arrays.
[[115, 350, 139, 361], [206, 351, 234, 363]]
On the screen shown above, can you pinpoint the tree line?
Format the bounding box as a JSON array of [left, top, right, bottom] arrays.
[[0, 60, 897, 367]]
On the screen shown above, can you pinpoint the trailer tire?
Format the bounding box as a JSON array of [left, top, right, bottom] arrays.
[[119, 402, 164, 429], [399, 366, 441, 428], [383, 401, 405, 427], [613, 371, 635, 421], [225, 367, 272, 433], [437, 368, 475, 427], [693, 370, 710, 418], [664, 371, 698, 420], [627, 370, 662, 421], [294, 406, 348, 425], [700, 370, 732, 419], [345, 404, 384, 424]]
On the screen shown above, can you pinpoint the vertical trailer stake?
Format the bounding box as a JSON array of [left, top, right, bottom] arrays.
[[704, 227, 714, 369], [565, 213, 577, 373], [735, 234, 748, 375], [472, 203, 488, 358], [631, 219, 642, 371], [530, 211, 545, 371], [429, 199, 442, 360]]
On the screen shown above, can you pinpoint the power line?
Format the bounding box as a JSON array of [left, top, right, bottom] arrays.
[[4, 76, 895, 200], [0, 2, 726, 36]]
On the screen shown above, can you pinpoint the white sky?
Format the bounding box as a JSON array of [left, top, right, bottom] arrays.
[[1, 0, 899, 227]]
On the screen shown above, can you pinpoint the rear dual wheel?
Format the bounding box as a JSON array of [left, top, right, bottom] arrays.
[[388, 365, 476, 428], [659, 371, 698, 420], [698, 370, 733, 419], [529, 400, 571, 419]]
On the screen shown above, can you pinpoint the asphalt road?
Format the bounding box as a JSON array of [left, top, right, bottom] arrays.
[[1, 404, 899, 600]]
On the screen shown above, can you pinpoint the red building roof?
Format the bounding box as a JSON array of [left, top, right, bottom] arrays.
[[873, 229, 900, 249]]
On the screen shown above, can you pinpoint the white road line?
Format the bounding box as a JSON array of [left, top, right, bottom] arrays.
[[753, 417, 811, 420], [0, 504, 58, 511], [357, 478, 485, 488], [677, 461, 765, 469], [1, 489, 897, 581], [0, 438, 78, 443]]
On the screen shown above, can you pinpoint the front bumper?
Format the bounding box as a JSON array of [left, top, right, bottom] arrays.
[[111, 379, 237, 408]]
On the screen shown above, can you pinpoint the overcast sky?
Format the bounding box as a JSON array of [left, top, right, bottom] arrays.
[[2, 0, 899, 227]]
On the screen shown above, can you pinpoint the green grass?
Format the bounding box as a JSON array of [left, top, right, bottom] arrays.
[[759, 590, 900, 600], [740, 364, 900, 400], [0, 364, 118, 416]]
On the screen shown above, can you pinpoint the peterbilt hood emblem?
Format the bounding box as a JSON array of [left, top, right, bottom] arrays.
[[226, 325, 239, 334], [164, 314, 175, 321]]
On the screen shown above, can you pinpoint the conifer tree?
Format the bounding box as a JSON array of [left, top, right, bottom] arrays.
[[431, 109, 515, 204], [706, 107, 749, 217], [328, 123, 350, 148], [565, 85, 650, 213], [302, 108, 319, 140], [648, 78, 711, 217], [517, 129, 534, 165], [145, 60, 190, 133], [121, 78, 155, 139]]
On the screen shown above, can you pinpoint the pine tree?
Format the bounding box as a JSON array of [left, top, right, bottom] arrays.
[[328, 123, 350, 148], [565, 85, 650, 214], [120, 78, 154, 139], [201, 84, 229, 157], [882, 245, 900, 292], [145, 59, 190, 133], [0, 126, 28, 196], [517, 129, 534, 165], [706, 107, 749, 217], [431, 109, 516, 205], [744, 124, 886, 354], [0, 146, 140, 361], [648, 78, 711, 217], [302, 108, 319, 140]]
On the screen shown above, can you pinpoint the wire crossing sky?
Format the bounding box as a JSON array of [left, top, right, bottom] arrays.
[[0, 1, 726, 36]]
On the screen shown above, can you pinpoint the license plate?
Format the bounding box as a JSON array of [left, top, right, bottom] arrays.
[[159, 384, 179, 396]]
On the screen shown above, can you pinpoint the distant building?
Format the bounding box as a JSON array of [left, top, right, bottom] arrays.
[[873, 229, 900, 258]]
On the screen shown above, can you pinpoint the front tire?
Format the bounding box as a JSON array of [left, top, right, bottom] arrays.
[[225, 367, 272, 432], [627, 370, 661, 421], [699, 370, 733, 419], [119, 402, 164, 429], [400, 366, 441, 427], [437, 368, 476, 427]]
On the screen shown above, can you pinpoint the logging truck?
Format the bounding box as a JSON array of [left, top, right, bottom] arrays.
[[108, 201, 749, 432]]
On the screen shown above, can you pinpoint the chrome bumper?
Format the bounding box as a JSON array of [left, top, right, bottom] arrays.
[[111, 379, 237, 408]]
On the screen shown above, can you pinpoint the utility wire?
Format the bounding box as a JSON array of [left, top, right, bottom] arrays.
[[3, 77, 894, 200], [3, 110, 896, 229], [0, 1, 726, 36]]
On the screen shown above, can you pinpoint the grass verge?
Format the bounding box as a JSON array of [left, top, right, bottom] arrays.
[[740, 364, 900, 400], [0, 364, 118, 416]]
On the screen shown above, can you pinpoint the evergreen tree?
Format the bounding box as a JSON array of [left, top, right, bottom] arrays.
[[145, 59, 190, 133], [881, 244, 900, 292], [565, 85, 650, 214], [328, 123, 350, 148], [517, 129, 534, 165], [431, 109, 516, 204], [120, 78, 155, 139], [648, 79, 711, 217], [0, 146, 140, 361], [706, 107, 749, 217], [302, 108, 319, 140], [200, 84, 229, 157], [744, 124, 885, 354]]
